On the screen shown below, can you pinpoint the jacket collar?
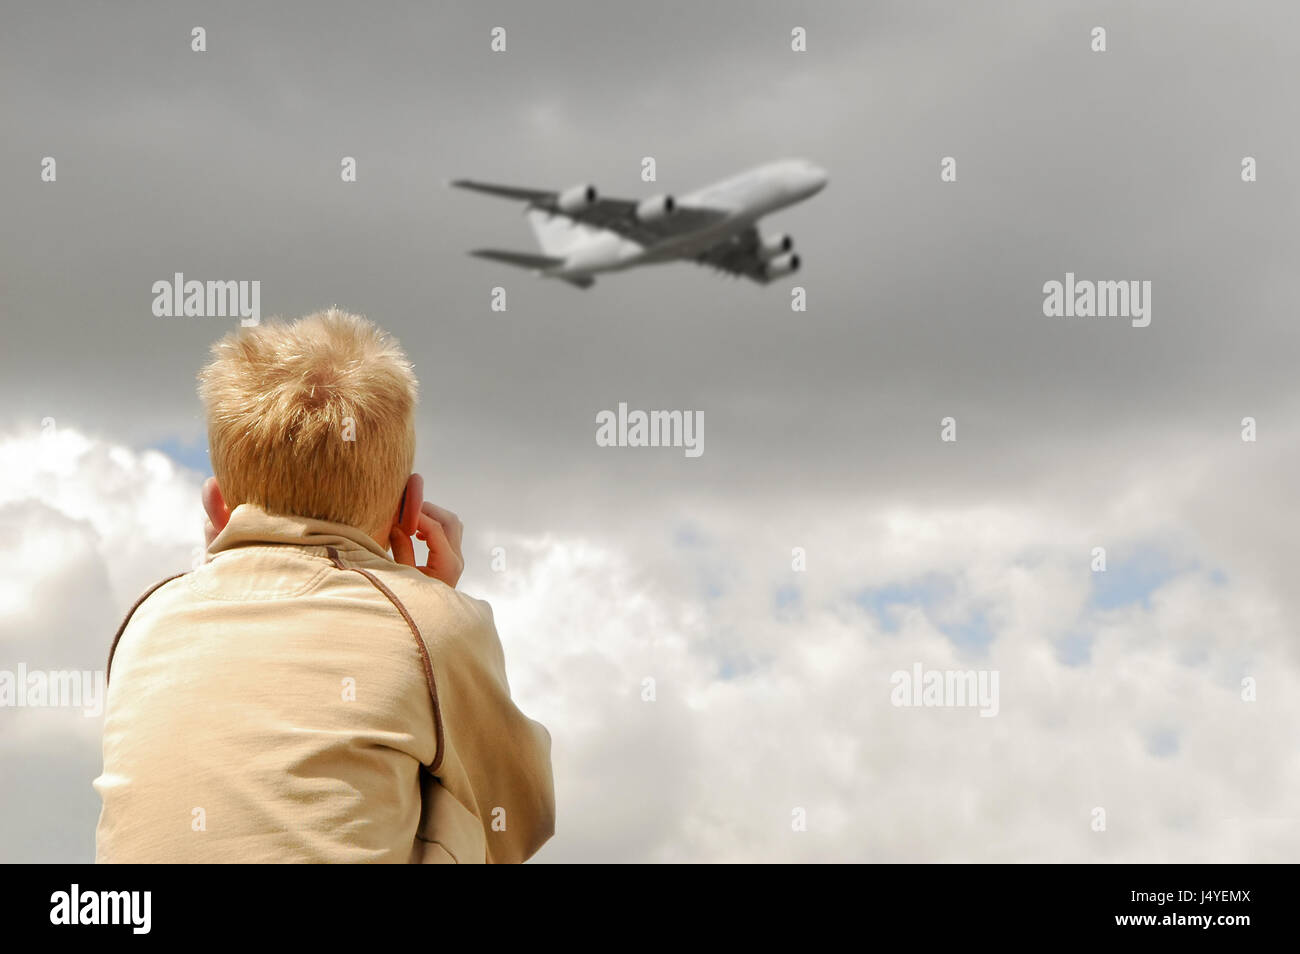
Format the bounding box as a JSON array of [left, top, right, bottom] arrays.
[[207, 503, 392, 561]]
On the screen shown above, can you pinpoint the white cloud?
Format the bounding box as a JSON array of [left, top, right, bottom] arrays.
[[470, 482, 1299, 862], [0, 427, 204, 861], [2, 425, 1297, 862]]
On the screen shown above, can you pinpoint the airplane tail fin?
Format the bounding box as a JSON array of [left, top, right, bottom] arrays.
[[468, 249, 595, 289]]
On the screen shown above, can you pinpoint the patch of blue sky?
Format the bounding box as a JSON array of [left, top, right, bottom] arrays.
[[773, 582, 802, 622], [149, 435, 210, 475], [717, 654, 760, 681], [854, 575, 952, 633], [1054, 629, 1095, 667], [853, 575, 996, 651], [937, 608, 995, 653], [1089, 547, 1186, 611], [1145, 727, 1180, 758]]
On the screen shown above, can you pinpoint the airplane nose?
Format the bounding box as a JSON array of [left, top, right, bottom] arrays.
[[807, 165, 829, 193]]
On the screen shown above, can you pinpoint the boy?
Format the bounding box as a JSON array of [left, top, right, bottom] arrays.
[[93, 309, 555, 863]]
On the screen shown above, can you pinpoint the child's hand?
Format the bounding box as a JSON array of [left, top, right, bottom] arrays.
[[390, 501, 465, 588]]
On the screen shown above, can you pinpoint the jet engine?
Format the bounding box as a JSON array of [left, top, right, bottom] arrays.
[[758, 233, 793, 260], [556, 183, 598, 213], [763, 252, 800, 278], [635, 194, 677, 223]]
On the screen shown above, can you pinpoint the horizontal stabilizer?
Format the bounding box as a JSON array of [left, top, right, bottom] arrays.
[[469, 249, 566, 270], [451, 180, 553, 203]]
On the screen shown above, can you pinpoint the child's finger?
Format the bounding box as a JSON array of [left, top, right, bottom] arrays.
[[416, 511, 463, 586], [417, 513, 453, 571], [420, 501, 463, 553]]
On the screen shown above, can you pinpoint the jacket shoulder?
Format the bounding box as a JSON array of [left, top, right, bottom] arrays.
[[373, 564, 498, 644], [107, 571, 191, 682]]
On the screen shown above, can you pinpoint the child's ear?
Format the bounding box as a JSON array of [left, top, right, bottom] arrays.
[[202, 477, 231, 532], [397, 473, 424, 536]]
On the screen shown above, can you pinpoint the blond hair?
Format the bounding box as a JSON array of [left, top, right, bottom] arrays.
[[197, 308, 417, 537]]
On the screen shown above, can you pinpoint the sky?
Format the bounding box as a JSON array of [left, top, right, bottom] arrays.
[[2, 0, 1298, 862]]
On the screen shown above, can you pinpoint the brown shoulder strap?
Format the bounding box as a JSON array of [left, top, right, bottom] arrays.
[[106, 572, 189, 686], [326, 546, 445, 775]]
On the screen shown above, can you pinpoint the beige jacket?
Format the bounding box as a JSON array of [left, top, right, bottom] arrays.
[[94, 504, 555, 863]]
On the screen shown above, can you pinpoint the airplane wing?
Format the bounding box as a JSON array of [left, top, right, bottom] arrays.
[[450, 178, 728, 244], [694, 227, 777, 284]]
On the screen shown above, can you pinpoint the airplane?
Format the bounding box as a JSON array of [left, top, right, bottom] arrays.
[[449, 158, 828, 289]]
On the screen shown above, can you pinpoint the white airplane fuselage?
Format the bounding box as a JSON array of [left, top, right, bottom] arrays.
[[547, 159, 828, 280]]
